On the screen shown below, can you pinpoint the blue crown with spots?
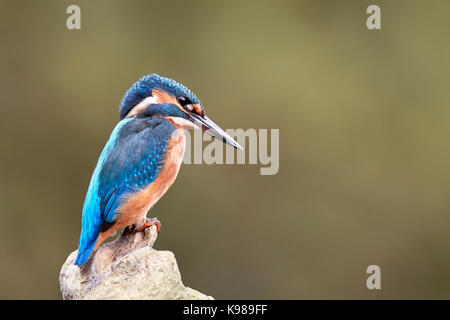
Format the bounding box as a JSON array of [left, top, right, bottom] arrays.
[[119, 74, 202, 120]]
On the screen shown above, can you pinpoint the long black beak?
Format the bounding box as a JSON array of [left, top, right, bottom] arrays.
[[190, 113, 243, 151]]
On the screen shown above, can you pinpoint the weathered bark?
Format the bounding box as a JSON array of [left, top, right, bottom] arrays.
[[59, 225, 213, 300]]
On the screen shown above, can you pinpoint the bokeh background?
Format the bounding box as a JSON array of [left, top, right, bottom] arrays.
[[1, 0, 449, 299]]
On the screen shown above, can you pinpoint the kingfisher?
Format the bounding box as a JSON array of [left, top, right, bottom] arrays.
[[74, 74, 242, 266]]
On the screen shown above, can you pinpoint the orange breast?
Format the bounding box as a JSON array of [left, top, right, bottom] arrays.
[[94, 128, 186, 250]]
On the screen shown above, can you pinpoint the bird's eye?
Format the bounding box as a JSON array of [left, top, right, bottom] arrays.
[[178, 95, 192, 107]]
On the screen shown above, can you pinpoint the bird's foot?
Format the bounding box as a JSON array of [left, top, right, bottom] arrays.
[[137, 217, 161, 233]]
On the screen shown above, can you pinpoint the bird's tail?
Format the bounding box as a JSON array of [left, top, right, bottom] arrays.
[[74, 231, 98, 266]]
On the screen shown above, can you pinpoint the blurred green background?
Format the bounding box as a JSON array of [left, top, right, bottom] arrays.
[[1, 0, 449, 299]]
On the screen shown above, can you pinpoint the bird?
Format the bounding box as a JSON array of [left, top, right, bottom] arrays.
[[74, 74, 242, 266]]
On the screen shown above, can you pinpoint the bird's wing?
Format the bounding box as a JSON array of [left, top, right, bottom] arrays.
[[75, 117, 174, 265], [98, 117, 175, 222]]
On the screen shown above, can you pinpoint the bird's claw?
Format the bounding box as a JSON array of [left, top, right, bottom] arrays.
[[138, 217, 161, 233]]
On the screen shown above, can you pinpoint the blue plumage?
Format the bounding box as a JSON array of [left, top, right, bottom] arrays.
[[75, 117, 175, 265], [138, 103, 189, 120]]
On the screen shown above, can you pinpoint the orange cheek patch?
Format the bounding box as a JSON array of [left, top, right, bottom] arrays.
[[193, 104, 203, 116], [152, 89, 179, 105]]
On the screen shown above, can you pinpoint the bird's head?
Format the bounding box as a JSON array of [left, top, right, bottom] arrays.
[[119, 74, 242, 150]]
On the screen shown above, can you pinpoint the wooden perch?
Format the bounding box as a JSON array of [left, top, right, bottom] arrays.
[[59, 226, 213, 300]]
